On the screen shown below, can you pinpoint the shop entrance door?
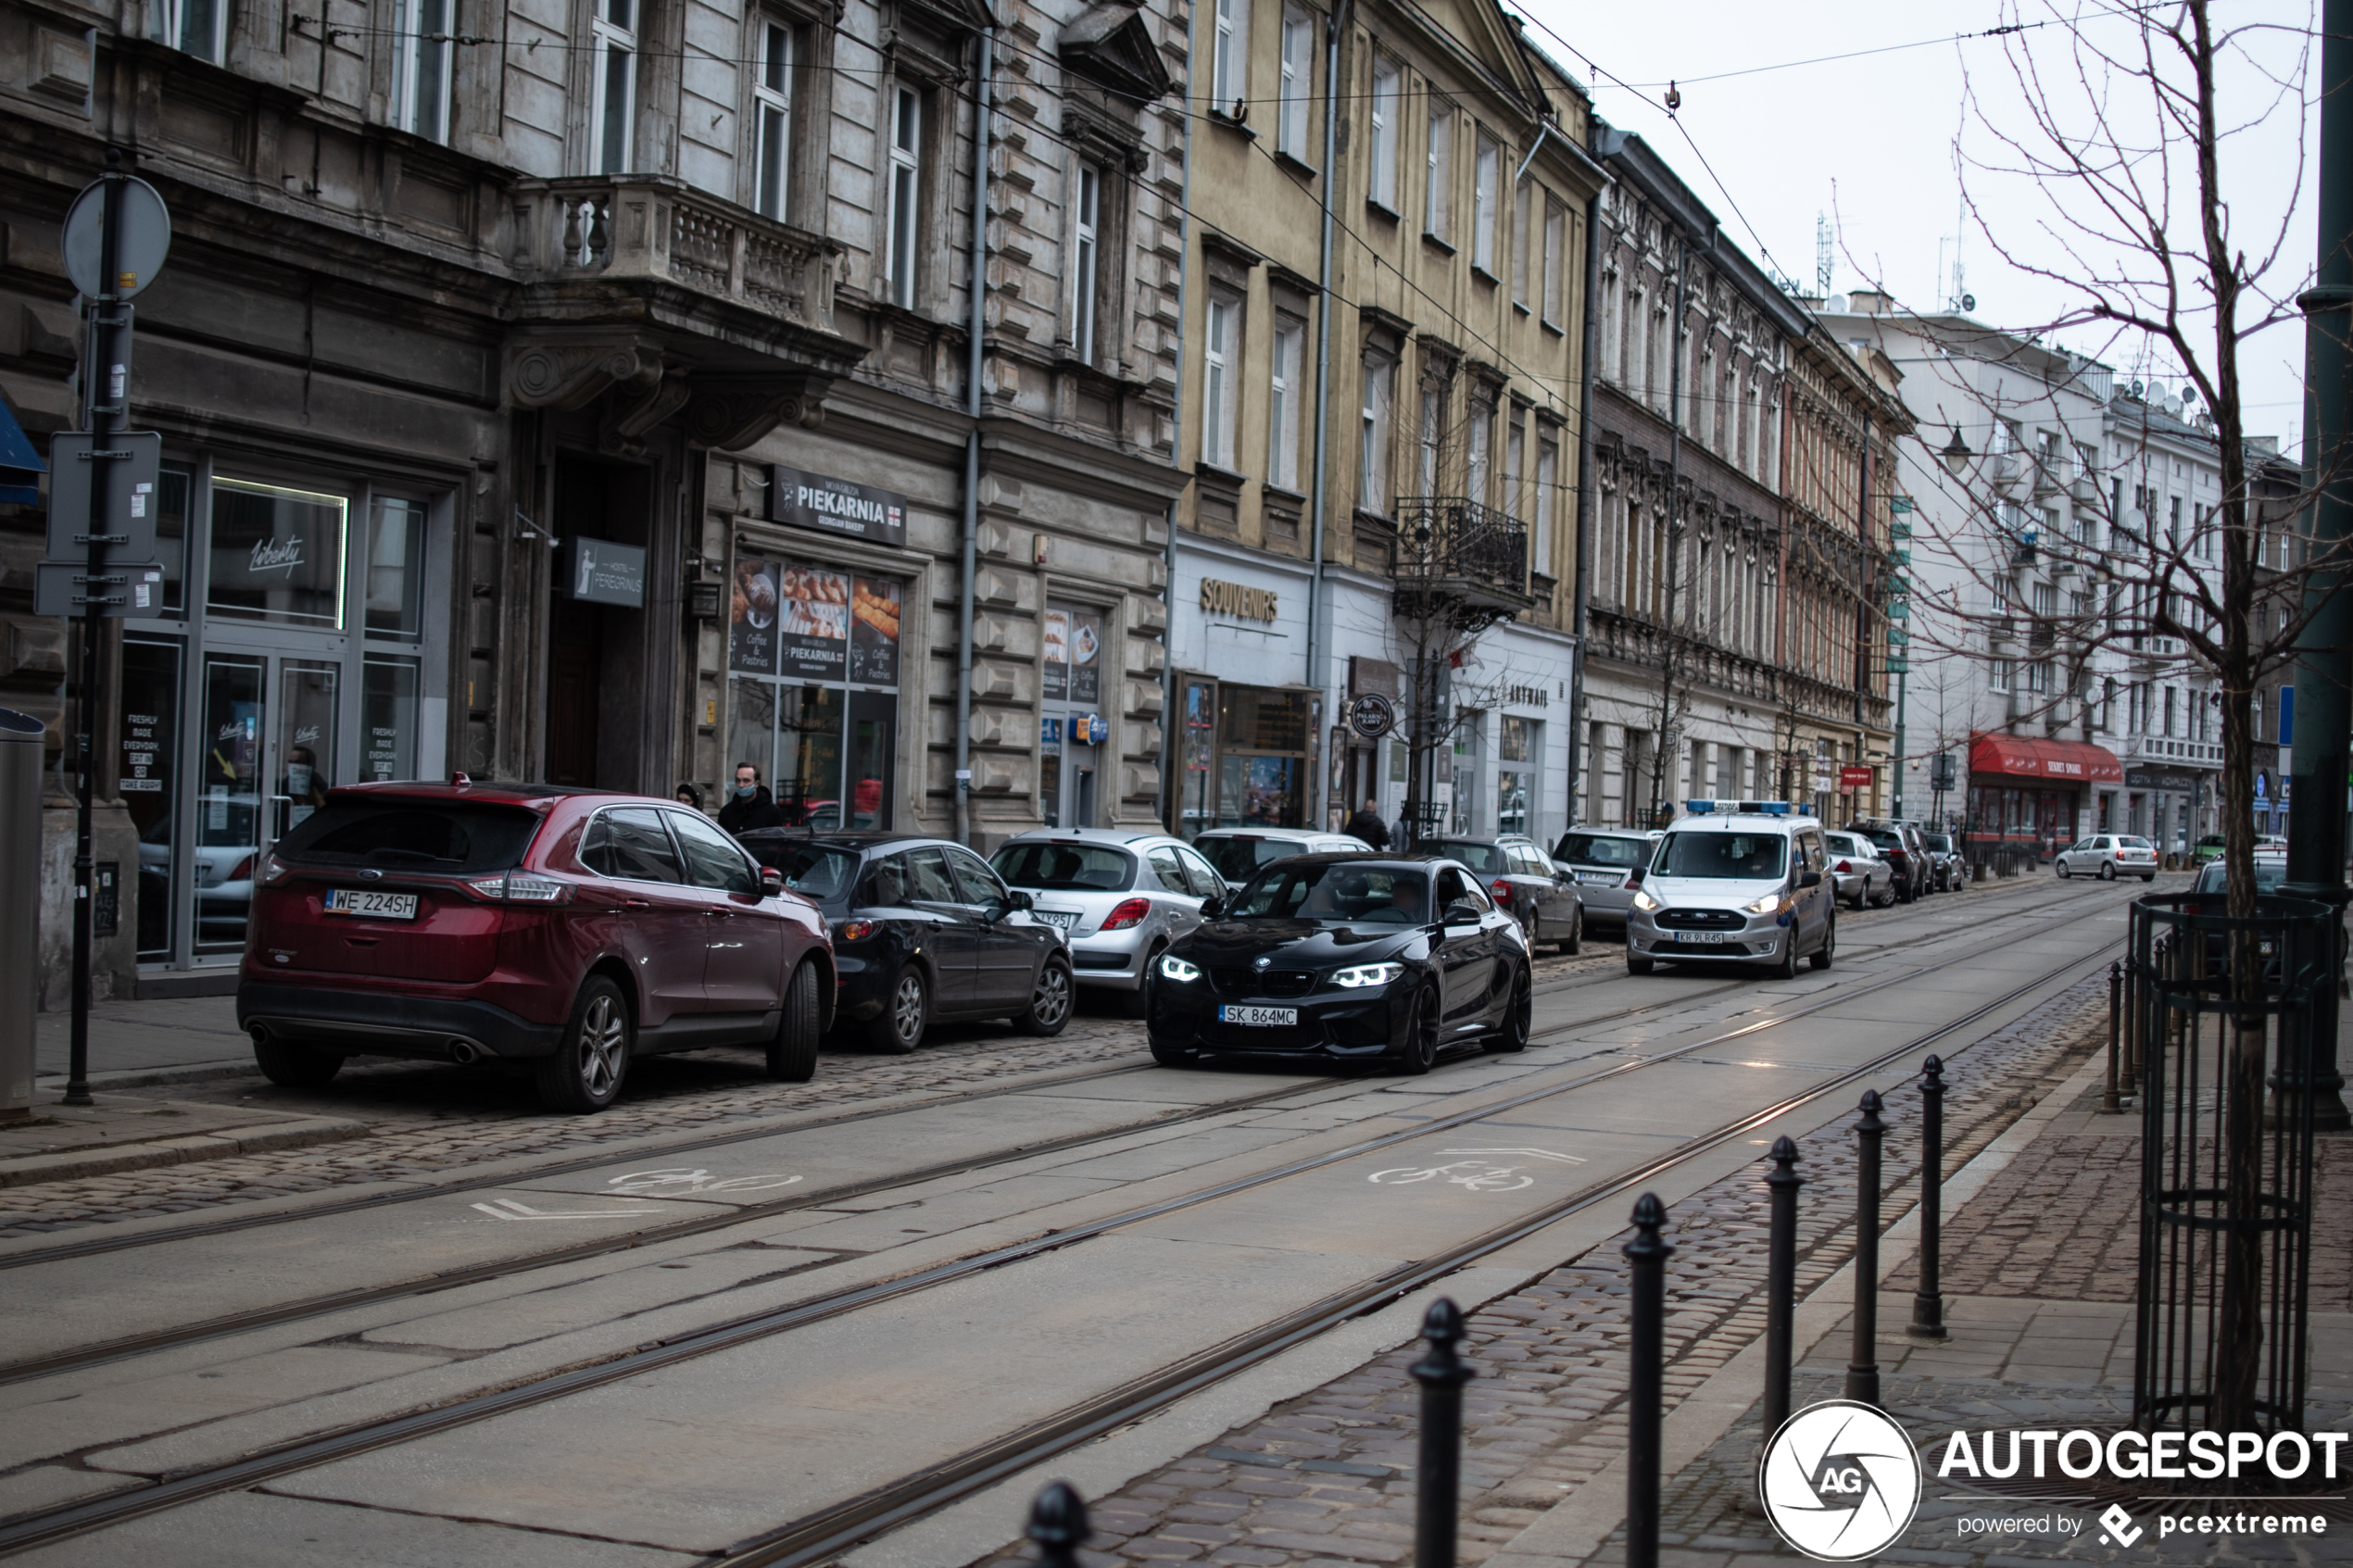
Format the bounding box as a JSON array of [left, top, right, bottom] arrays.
[[189, 643, 345, 956], [1038, 716, 1099, 830]]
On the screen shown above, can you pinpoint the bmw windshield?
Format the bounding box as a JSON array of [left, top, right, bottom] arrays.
[[1228, 863, 1431, 924]]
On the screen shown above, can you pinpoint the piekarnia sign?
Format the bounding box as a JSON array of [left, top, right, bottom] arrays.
[[768, 466, 908, 548]]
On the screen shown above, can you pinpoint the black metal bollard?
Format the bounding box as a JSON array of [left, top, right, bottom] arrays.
[[2101, 960, 2125, 1115], [1026, 1480, 1089, 1568], [1908, 1058, 1949, 1340], [1624, 1193, 1675, 1568], [1763, 1135, 1805, 1437], [1410, 1298, 1471, 1568], [1845, 1090, 1885, 1406]]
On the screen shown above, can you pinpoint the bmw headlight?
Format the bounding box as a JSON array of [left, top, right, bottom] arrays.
[[1631, 888, 1660, 912], [1331, 962, 1405, 988], [1743, 891, 1790, 916], [1158, 954, 1202, 983]]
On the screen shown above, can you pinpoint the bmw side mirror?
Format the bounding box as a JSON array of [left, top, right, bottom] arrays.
[[1441, 900, 1482, 927], [1199, 896, 1225, 920]]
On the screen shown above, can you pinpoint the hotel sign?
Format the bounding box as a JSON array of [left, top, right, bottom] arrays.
[[1201, 577, 1278, 621]]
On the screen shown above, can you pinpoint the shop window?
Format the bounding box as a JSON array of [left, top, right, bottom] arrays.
[[123, 639, 182, 960], [208, 479, 347, 630], [367, 496, 429, 640], [1043, 605, 1104, 704], [1497, 715, 1533, 837], [727, 556, 903, 829], [156, 466, 192, 613], [361, 658, 421, 783]]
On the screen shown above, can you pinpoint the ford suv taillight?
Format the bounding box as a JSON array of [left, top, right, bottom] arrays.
[[466, 871, 575, 905], [256, 850, 292, 886]]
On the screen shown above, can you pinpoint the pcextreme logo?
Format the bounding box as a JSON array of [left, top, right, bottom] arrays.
[[1757, 1400, 1924, 1561]]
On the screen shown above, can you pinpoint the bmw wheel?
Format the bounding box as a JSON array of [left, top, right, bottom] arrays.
[[1016, 954, 1074, 1036], [1486, 963, 1531, 1052], [1397, 985, 1441, 1074], [864, 965, 928, 1053], [536, 975, 631, 1113]]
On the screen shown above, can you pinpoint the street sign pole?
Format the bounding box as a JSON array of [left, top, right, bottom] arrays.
[[64, 152, 128, 1107]]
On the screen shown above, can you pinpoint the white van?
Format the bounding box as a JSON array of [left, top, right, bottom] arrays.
[[1624, 802, 1837, 977]]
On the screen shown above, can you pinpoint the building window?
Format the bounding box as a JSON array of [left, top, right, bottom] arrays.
[[395, 0, 454, 143], [1503, 416, 1524, 522], [1368, 60, 1400, 209], [1541, 199, 1565, 327], [1990, 659, 2012, 692], [1534, 435, 1557, 577], [1471, 134, 1500, 273], [1418, 383, 1441, 495], [1511, 179, 1531, 307], [753, 19, 794, 220], [1360, 354, 1393, 513], [591, 0, 637, 174], [1424, 100, 1453, 243], [2032, 581, 2056, 619], [885, 85, 923, 307], [1213, 0, 1247, 111], [1073, 161, 1101, 363], [1269, 318, 1303, 491], [1277, 5, 1313, 158], [1466, 401, 1491, 506], [151, 0, 227, 62], [1203, 294, 1239, 470]]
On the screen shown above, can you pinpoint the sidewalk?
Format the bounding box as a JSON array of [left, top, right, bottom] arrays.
[[32, 994, 250, 1085]]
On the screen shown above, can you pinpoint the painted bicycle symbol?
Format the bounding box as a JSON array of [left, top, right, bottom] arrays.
[[603, 1167, 806, 1196], [1366, 1147, 1585, 1194]]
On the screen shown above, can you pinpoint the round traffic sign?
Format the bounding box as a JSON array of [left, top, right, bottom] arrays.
[[62, 175, 172, 300]]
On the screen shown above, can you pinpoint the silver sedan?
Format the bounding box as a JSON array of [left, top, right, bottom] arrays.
[[990, 828, 1226, 1015], [1821, 831, 1895, 909]]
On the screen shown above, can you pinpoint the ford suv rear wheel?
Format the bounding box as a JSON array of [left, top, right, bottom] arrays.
[[537, 976, 632, 1113], [252, 1035, 346, 1088]]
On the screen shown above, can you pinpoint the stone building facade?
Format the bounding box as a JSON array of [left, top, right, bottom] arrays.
[[0, 0, 1188, 998]]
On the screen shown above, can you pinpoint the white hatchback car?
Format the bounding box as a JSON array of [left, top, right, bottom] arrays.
[[1190, 827, 1369, 885], [990, 829, 1227, 1015], [2055, 834, 2158, 882]]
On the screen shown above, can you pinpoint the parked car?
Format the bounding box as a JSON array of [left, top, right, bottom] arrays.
[[1427, 835, 1582, 955], [990, 828, 1224, 1015], [1820, 830, 1896, 909], [739, 830, 1072, 1052], [238, 781, 834, 1112], [2192, 833, 2227, 865], [1146, 854, 1529, 1073], [1919, 832, 1967, 891], [1626, 804, 1836, 977], [2055, 834, 2159, 882], [1848, 819, 1930, 902], [1551, 827, 1662, 933], [1190, 827, 1367, 884], [2183, 853, 2292, 976]]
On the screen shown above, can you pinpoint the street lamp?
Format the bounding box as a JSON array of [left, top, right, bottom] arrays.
[[1940, 425, 1972, 477]]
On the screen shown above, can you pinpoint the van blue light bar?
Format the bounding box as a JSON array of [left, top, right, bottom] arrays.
[[1684, 800, 1718, 814], [1758, 802, 1793, 816]]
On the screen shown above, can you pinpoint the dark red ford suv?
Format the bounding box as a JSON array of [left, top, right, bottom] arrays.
[[236, 780, 834, 1111]]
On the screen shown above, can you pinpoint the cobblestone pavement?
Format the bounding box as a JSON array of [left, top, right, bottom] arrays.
[[965, 977, 2114, 1568], [1617, 1368, 2353, 1567]]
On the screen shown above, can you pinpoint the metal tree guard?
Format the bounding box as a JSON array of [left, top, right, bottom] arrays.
[[2131, 890, 2334, 1436]]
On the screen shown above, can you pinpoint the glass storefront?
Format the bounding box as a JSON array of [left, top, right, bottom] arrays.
[[727, 554, 902, 828], [127, 470, 447, 968], [1039, 602, 1105, 829], [1173, 678, 1319, 838], [1496, 715, 1536, 837]]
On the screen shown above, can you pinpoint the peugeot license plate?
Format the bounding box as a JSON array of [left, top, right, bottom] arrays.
[[1217, 1005, 1298, 1026], [1674, 931, 1729, 945], [1031, 909, 1077, 931], [1575, 871, 1619, 885], [323, 888, 419, 921]]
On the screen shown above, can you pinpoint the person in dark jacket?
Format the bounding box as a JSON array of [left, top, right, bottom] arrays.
[[718, 763, 786, 834], [1344, 797, 1390, 849]]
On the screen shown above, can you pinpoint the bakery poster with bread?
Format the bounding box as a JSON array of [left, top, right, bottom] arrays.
[[730, 558, 781, 676], [849, 577, 901, 684], [778, 564, 849, 677]]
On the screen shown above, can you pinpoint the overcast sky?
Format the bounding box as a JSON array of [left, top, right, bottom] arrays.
[[1514, 1, 2322, 458]]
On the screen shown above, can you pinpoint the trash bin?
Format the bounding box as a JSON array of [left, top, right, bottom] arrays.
[[0, 709, 41, 1118]]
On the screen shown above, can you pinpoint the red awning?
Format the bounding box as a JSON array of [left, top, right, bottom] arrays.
[[1968, 733, 2123, 785]]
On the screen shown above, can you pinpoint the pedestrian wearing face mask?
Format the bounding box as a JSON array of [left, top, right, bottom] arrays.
[[717, 763, 786, 834]]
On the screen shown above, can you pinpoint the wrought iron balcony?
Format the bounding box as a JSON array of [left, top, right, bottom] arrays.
[[1389, 497, 1533, 615]]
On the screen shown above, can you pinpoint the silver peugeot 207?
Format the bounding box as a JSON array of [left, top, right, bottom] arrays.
[[990, 828, 1227, 1015]]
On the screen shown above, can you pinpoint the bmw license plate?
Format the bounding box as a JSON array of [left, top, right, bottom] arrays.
[[1031, 909, 1077, 931], [1675, 931, 1730, 945], [1217, 1005, 1298, 1026], [323, 888, 419, 921]]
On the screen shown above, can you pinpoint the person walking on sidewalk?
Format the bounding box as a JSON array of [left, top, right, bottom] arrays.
[[718, 763, 786, 834], [1345, 798, 1390, 850]]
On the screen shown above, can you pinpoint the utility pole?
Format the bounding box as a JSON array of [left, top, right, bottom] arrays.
[[2284, 0, 2352, 1131]]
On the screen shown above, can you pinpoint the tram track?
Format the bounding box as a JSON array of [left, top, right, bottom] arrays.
[[0, 885, 2131, 1559], [0, 881, 2122, 1394]]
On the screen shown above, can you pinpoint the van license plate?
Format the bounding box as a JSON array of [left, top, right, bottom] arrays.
[[1675, 932, 1729, 945], [1218, 1005, 1298, 1026], [324, 889, 420, 921]]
